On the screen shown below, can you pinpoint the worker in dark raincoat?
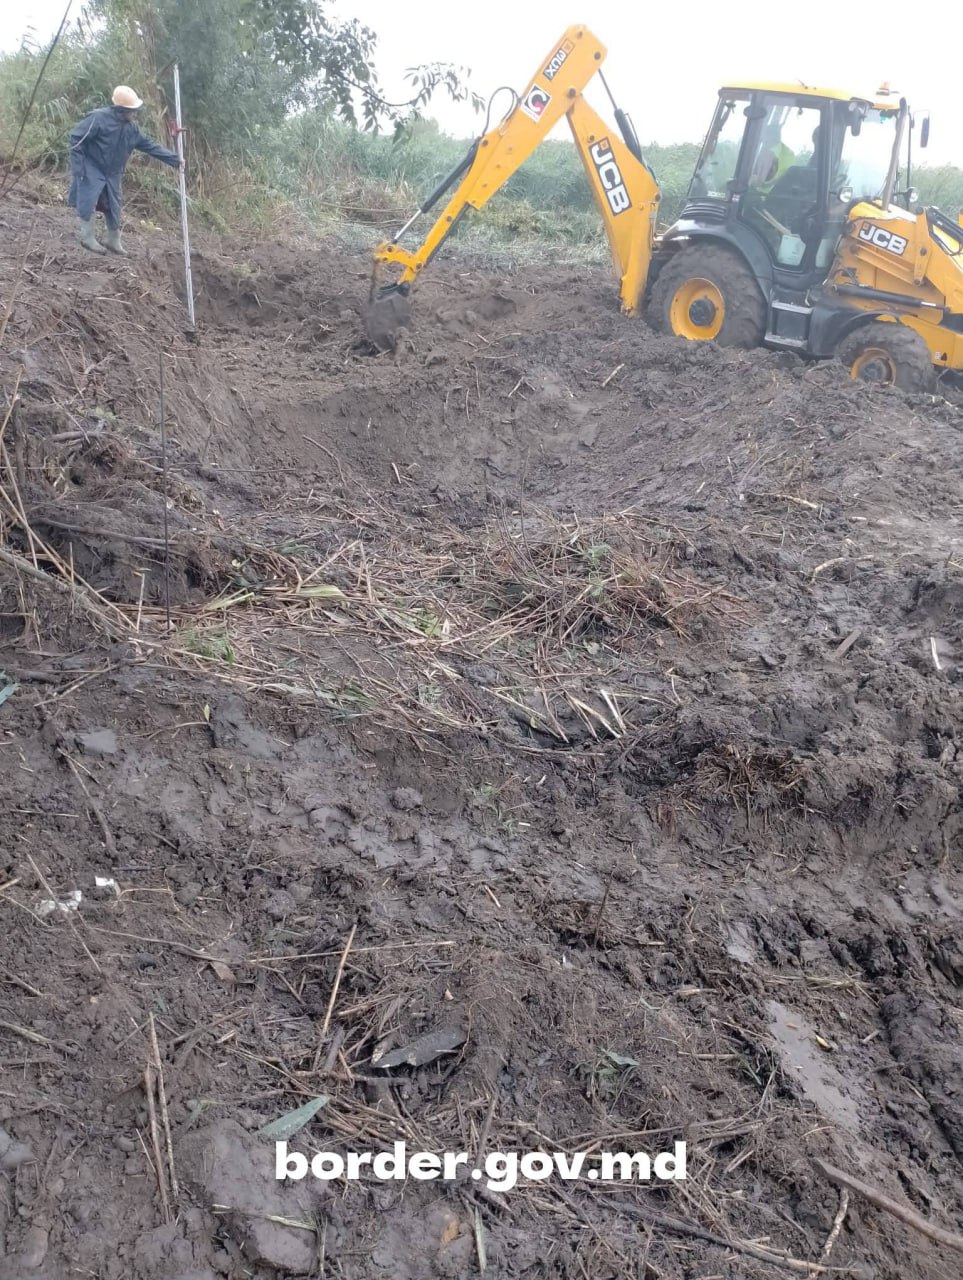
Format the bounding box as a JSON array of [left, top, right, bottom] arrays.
[[68, 85, 181, 256]]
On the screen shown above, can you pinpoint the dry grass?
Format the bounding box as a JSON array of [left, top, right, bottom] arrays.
[[2, 388, 750, 755], [152, 500, 749, 751]]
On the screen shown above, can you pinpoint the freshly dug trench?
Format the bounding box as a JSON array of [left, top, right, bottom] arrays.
[[3, 178, 963, 1280]]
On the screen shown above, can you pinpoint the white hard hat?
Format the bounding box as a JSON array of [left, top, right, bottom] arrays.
[[112, 85, 143, 109]]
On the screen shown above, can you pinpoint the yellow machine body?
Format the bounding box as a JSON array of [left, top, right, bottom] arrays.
[[370, 24, 963, 389], [828, 204, 963, 369], [373, 26, 660, 317]]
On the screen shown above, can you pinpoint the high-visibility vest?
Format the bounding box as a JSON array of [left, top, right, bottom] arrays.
[[755, 141, 795, 191]]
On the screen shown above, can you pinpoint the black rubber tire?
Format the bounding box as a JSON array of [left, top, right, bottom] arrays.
[[836, 320, 936, 393], [648, 245, 766, 348]]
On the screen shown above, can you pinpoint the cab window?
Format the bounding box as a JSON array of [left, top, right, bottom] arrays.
[[837, 108, 899, 203], [690, 95, 749, 199], [743, 100, 824, 267]]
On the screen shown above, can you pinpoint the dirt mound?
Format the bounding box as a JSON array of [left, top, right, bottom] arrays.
[[2, 180, 963, 1280]]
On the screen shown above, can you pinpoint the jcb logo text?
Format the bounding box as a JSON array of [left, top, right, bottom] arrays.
[[858, 224, 908, 256], [590, 139, 630, 216]]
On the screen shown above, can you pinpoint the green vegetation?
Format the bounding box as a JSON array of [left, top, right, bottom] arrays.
[[2, 2, 962, 254], [0, 4, 699, 252], [915, 165, 963, 213]]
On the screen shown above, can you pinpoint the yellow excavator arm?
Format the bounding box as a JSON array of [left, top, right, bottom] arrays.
[[372, 26, 660, 325]]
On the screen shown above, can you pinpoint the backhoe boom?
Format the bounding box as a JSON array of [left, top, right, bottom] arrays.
[[372, 26, 660, 321], [367, 22, 963, 389]]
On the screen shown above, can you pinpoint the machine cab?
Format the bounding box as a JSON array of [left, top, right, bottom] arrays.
[[684, 84, 905, 290]]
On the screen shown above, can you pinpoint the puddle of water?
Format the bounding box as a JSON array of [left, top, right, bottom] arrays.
[[765, 1000, 863, 1133]]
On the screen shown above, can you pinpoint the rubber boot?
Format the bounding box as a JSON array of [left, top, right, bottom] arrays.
[[103, 225, 128, 256], [76, 217, 106, 254]]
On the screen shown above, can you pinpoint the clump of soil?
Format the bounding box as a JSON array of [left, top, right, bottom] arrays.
[[1, 179, 963, 1280]]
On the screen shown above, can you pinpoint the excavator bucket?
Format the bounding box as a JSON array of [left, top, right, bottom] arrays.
[[365, 279, 411, 352]]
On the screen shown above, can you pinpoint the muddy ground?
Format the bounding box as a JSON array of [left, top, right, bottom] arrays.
[[1, 176, 963, 1279]]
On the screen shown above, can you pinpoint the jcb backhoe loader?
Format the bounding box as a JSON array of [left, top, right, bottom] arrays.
[[368, 24, 963, 391]]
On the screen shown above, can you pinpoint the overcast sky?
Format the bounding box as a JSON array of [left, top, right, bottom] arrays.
[[2, 0, 960, 165]]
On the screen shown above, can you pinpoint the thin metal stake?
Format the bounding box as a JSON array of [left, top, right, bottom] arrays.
[[159, 353, 171, 633], [172, 63, 195, 331]]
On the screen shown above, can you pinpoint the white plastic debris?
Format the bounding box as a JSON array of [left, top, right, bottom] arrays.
[[94, 876, 120, 895], [37, 890, 82, 917]]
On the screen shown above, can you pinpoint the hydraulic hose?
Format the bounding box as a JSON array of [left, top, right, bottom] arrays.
[[392, 86, 517, 242]]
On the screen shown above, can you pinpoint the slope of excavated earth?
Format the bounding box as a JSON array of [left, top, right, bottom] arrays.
[[1, 179, 963, 1280]]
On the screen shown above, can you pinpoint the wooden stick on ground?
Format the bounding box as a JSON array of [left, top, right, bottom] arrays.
[[820, 1189, 849, 1262], [61, 754, 118, 860], [319, 1024, 346, 1076], [311, 922, 357, 1073], [144, 1060, 172, 1224], [592, 1194, 856, 1275], [814, 1158, 963, 1255], [148, 1013, 179, 1199], [0, 544, 128, 638]]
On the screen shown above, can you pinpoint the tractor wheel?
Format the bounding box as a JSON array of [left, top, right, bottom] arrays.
[[648, 245, 766, 348], [836, 321, 936, 392]]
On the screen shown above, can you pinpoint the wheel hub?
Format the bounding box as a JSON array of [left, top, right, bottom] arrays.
[[851, 347, 896, 385], [859, 358, 889, 383], [688, 297, 717, 328], [669, 276, 725, 341]]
